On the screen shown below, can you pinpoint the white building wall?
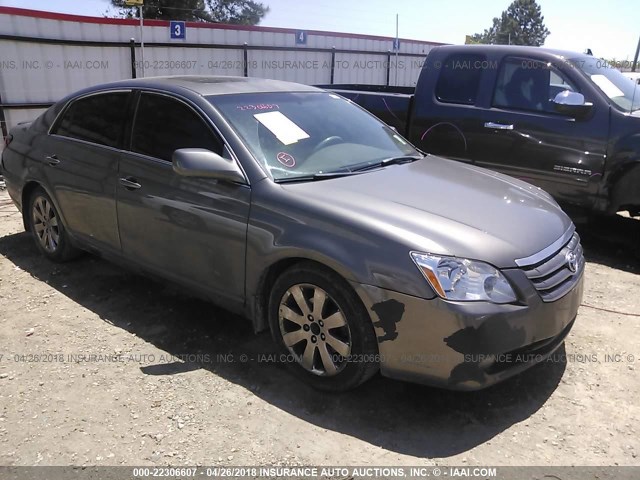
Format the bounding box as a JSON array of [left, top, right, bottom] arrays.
[[0, 7, 442, 133]]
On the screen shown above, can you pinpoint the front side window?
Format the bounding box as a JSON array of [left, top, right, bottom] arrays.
[[131, 93, 222, 162], [208, 92, 419, 182], [435, 54, 486, 105], [493, 58, 578, 113], [54, 92, 129, 148]]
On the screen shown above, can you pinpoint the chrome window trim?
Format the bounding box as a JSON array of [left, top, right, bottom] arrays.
[[514, 224, 576, 267], [121, 148, 251, 190], [47, 134, 125, 154]]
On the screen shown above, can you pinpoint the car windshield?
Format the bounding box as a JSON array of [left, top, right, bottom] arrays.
[[207, 91, 420, 181], [573, 57, 640, 112]]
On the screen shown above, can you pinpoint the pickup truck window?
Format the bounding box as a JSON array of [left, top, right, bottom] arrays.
[[493, 57, 577, 114], [208, 92, 419, 181], [435, 53, 485, 105]]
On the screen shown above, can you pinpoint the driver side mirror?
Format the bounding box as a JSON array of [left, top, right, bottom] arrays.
[[172, 148, 246, 184], [552, 90, 593, 118]]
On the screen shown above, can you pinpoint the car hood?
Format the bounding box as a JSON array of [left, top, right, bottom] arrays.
[[281, 155, 573, 268]]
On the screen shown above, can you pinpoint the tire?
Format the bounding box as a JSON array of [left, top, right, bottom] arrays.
[[268, 262, 379, 392], [27, 187, 80, 262]]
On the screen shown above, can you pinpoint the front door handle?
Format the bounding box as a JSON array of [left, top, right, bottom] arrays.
[[46, 154, 60, 166], [484, 122, 514, 130], [119, 177, 142, 190]]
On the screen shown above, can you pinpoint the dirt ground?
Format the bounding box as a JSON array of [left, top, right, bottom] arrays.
[[0, 187, 639, 467]]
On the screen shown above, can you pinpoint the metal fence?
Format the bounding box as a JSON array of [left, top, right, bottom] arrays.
[[0, 7, 442, 138]]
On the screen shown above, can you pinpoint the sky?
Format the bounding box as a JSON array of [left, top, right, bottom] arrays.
[[0, 0, 638, 60]]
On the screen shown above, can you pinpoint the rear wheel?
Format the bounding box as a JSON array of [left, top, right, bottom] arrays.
[[268, 262, 378, 391], [28, 188, 79, 262]]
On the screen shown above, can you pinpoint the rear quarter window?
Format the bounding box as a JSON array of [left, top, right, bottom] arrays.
[[435, 53, 486, 105]]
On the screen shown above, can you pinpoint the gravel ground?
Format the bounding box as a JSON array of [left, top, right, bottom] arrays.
[[0, 188, 639, 467]]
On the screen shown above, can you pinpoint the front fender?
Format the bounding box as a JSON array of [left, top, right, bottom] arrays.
[[244, 182, 437, 330]]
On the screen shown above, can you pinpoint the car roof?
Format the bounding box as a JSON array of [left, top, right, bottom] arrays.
[[435, 44, 591, 62], [82, 75, 322, 97]]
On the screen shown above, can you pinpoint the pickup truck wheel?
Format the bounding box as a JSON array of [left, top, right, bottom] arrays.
[[28, 188, 79, 262], [268, 263, 379, 391]]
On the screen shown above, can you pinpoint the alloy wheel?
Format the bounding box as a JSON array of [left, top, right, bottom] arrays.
[[278, 283, 352, 376], [32, 196, 60, 253]]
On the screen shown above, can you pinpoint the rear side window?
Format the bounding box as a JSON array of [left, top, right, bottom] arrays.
[[54, 92, 129, 148], [131, 93, 222, 162], [435, 54, 486, 105]]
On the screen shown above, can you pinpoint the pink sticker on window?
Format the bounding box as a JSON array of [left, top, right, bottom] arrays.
[[277, 152, 296, 168]]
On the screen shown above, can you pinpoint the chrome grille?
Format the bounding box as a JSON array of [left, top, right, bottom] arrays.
[[520, 232, 584, 302]]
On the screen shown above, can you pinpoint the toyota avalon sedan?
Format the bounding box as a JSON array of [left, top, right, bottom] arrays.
[[0, 76, 584, 391]]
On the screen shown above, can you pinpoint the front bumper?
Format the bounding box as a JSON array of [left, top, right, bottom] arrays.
[[351, 268, 584, 391]]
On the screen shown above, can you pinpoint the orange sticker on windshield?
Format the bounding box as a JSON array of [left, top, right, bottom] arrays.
[[277, 152, 296, 168]]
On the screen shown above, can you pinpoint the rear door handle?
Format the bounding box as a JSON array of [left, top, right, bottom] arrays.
[[46, 154, 60, 166], [119, 177, 142, 190], [484, 122, 514, 130]]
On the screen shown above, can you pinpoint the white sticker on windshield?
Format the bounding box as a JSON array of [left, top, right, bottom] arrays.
[[590, 74, 624, 98], [254, 111, 310, 145]]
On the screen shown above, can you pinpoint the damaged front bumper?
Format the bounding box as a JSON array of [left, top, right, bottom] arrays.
[[350, 268, 584, 391]]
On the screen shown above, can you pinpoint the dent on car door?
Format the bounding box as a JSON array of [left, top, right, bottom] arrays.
[[117, 92, 250, 304], [45, 91, 130, 252], [475, 57, 608, 208]]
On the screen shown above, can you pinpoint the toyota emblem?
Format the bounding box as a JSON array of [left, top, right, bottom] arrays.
[[566, 251, 578, 273]]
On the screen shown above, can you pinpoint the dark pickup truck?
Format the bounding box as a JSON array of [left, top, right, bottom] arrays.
[[324, 45, 640, 217]]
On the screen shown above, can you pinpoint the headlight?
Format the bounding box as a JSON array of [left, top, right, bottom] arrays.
[[410, 252, 517, 304]]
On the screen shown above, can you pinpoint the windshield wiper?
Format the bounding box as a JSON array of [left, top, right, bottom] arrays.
[[350, 155, 424, 172], [274, 171, 363, 183]]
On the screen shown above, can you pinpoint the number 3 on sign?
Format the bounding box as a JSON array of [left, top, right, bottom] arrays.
[[170, 21, 186, 39]]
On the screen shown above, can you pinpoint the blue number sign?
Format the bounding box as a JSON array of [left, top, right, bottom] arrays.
[[170, 21, 186, 40], [295, 30, 307, 45]]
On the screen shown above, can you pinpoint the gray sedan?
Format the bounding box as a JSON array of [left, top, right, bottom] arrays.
[[0, 76, 584, 391]]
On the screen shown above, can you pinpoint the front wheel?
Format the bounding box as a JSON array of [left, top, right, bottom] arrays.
[[28, 187, 79, 262], [268, 262, 379, 391]]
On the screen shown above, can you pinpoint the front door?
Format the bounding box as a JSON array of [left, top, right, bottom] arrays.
[[117, 91, 250, 304], [473, 56, 609, 209]]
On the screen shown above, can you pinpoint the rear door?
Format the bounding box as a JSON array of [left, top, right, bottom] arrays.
[[117, 91, 250, 304], [472, 56, 609, 208], [46, 90, 131, 253]]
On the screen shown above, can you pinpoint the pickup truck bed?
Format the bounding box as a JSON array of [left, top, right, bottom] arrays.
[[317, 85, 413, 133]]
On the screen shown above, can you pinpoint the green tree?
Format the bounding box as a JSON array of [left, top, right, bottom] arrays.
[[472, 0, 550, 46], [109, 0, 269, 25]]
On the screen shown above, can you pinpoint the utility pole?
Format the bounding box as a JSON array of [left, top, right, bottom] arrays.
[[395, 14, 399, 86], [139, 5, 145, 77], [633, 35, 640, 72], [125, 0, 145, 77]]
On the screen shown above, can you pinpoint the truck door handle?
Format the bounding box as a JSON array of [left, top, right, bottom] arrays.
[[484, 122, 514, 130], [119, 177, 142, 190], [45, 155, 60, 166]]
